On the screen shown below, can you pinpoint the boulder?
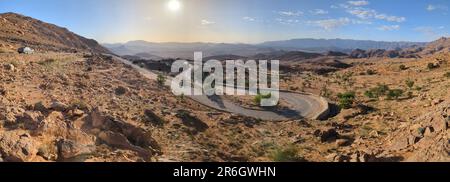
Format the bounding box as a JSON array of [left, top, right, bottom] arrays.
[[17, 47, 34, 54], [37, 144, 58, 161], [4, 112, 17, 125], [50, 101, 69, 111], [314, 128, 340, 142], [88, 110, 161, 155], [19, 111, 43, 130], [89, 108, 106, 128], [33, 101, 49, 113], [98, 131, 151, 158], [0, 132, 38, 162], [34, 111, 66, 137], [3, 64, 15, 72], [72, 109, 84, 117], [34, 111, 94, 146], [57, 139, 95, 161]]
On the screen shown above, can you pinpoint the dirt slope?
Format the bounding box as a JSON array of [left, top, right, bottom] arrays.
[[0, 12, 110, 53]]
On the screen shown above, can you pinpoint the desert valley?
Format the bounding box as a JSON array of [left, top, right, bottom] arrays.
[[0, 12, 448, 162]]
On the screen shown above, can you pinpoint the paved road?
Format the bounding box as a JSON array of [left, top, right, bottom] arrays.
[[115, 56, 328, 121]]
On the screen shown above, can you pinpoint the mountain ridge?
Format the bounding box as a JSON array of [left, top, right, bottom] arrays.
[[259, 38, 426, 50], [0, 12, 110, 53], [104, 38, 428, 59]]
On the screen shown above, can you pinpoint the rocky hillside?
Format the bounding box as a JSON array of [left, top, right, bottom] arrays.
[[422, 37, 450, 55], [0, 12, 110, 53], [259, 38, 425, 52], [348, 37, 450, 59]]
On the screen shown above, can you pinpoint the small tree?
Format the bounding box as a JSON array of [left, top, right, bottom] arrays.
[[157, 74, 166, 87], [337, 92, 356, 109]]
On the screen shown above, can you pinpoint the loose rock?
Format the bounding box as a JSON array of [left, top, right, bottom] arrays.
[[50, 101, 68, 111]]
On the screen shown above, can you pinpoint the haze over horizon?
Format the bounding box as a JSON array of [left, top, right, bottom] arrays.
[[1, 0, 449, 44]]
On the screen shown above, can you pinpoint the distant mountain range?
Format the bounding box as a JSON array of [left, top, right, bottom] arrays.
[[103, 41, 276, 59], [103, 39, 427, 59], [259, 38, 426, 52]]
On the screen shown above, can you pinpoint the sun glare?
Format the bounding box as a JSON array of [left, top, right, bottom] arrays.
[[167, 0, 181, 12]]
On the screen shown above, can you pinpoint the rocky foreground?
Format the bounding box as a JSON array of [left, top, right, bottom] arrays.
[[0, 53, 344, 162], [1, 52, 447, 162], [0, 53, 165, 161]]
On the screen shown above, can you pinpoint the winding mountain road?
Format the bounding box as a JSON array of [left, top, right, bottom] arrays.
[[114, 56, 329, 121]]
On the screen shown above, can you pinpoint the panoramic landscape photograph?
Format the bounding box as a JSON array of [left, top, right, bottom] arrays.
[[0, 0, 449, 168]]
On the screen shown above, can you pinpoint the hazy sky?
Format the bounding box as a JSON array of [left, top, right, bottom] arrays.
[[1, 0, 449, 43]]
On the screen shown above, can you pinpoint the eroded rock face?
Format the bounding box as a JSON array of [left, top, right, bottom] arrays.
[[98, 131, 151, 158], [85, 109, 161, 159], [0, 53, 165, 162], [19, 111, 44, 130], [34, 111, 67, 137], [31, 111, 96, 161], [385, 102, 450, 162], [57, 139, 95, 161], [0, 131, 38, 162]]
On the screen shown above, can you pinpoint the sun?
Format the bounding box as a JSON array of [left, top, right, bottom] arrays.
[[167, 0, 181, 12]]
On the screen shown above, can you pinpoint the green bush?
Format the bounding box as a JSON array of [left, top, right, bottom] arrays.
[[270, 145, 304, 162], [405, 79, 415, 89], [387, 89, 403, 100], [254, 93, 272, 105], [372, 84, 389, 96], [157, 74, 166, 86], [365, 84, 408, 100], [337, 91, 356, 109], [364, 90, 376, 99]]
